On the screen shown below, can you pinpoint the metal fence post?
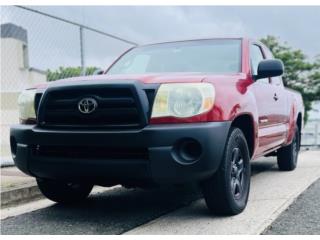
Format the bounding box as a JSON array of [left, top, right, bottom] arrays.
[[79, 26, 85, 76], [315, 122, 319, 146]]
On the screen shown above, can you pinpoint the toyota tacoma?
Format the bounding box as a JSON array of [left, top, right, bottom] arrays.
[[10, 38, 304, 215]]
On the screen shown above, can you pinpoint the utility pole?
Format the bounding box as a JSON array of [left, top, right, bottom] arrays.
[[79, 26, 85, 76], [315, 122, 319, 146]]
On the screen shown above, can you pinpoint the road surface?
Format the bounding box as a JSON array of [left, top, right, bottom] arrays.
[[1, 150, 320, 235], [264, 178, 320, 235]]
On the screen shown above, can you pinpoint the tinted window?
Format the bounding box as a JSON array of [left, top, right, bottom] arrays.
[[263, 47, 274, 60], [107, 40, 242, 74], [250, 44, 265, 76]]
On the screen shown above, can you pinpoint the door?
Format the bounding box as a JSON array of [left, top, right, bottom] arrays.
[[264, 46, 288, 145], [269, 76, 288, 141], [250, 44, 285, 154]]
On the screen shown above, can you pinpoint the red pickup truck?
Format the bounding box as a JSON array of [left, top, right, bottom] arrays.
[[11, 38, 304, 215]]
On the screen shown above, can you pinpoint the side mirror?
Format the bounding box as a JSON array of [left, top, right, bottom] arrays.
[[256, 59, 284, 80], [93, 68, 105, 75]]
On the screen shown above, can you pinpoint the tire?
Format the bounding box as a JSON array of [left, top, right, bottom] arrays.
[[202, 127, 251, 215], [36, 178, 93, 204], [277, 125, 300, 171]]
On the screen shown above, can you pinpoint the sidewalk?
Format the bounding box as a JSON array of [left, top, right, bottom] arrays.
[[264, 178, 320, 234], [1, 166, 41, 207], [125, 150, 320, 234]]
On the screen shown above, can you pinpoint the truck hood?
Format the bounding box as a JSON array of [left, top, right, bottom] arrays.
[[35, 72, 246, 89]]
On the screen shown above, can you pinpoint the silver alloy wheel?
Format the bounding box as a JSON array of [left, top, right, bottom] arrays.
[[231, 147, 245, 200]]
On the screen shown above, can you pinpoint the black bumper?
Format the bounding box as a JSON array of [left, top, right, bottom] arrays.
[[10, 122, 231, 185]]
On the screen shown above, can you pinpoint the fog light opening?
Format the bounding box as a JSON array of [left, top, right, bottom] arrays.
[[172, 138, 202, 164]]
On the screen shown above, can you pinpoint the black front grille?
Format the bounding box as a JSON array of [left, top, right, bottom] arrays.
[[33, 145, 149, 160], [38, 84, 154, 128]]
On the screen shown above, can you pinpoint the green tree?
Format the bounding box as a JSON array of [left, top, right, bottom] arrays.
[[47, 66, 99, 82], [260, 36, 320, 122]]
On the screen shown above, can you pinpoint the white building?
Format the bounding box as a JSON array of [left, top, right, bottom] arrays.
[[1, 23, 46, 162]]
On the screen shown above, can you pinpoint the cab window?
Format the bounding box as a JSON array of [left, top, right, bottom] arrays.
[[250, 44, 269, 84]]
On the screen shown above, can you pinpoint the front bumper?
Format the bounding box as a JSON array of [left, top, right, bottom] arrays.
[[10, 122, 231, 185]]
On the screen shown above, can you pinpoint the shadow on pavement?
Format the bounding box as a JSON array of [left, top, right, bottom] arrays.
[[1, 158, 277, 235]]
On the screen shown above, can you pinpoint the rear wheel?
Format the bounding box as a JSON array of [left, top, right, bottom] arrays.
[[36, 178, 93, 204], [202, 127, 251, 215], [277, 125, 300, 171]]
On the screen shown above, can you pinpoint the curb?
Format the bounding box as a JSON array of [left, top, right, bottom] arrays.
[[0, 157, 14, 168], [1, 163, 15, 168], [1, 183, 43, 208]]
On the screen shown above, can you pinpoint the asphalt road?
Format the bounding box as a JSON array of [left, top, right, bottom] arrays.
[[1, 158, 275, 235], [264, 178, 320, 235], [1, 185, 202, 234], [1, 151, 320, 235]]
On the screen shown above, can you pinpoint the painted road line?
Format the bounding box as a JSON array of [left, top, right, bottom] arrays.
[[125, 150, 320, 235], [263, 178, 320, 234]]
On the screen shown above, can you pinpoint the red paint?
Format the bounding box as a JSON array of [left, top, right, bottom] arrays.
[[34, 38, 304, 159]]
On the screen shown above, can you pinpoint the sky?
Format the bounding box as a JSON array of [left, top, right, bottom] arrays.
[[1, 5, 319, 118], [30, 6, 320, 55], [1, 6, 320, 70]]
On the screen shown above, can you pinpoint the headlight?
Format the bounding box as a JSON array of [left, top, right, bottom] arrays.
[[18, 89, 37, 123], [151, 83, 215, 118]]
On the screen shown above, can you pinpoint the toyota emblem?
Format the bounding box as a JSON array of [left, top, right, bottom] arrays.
[[78, 98, 98, 114]]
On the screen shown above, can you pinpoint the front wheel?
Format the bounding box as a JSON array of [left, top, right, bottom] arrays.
[[36, 178, 93, 204], [202, 127, 251, 215]]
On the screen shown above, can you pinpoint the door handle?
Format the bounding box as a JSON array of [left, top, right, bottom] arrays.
[[273, 93, 278, 101], [260, 118, 268, 124]]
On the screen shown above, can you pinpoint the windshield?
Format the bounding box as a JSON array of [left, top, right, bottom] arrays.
[[107, 39, 242, 75]]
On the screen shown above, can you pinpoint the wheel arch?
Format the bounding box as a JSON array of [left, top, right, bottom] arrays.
[[297, 112, 302, 132], [231, 114, 255, 158]]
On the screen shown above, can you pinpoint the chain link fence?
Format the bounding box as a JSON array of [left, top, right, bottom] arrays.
[[1, 6, 136, 164]]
